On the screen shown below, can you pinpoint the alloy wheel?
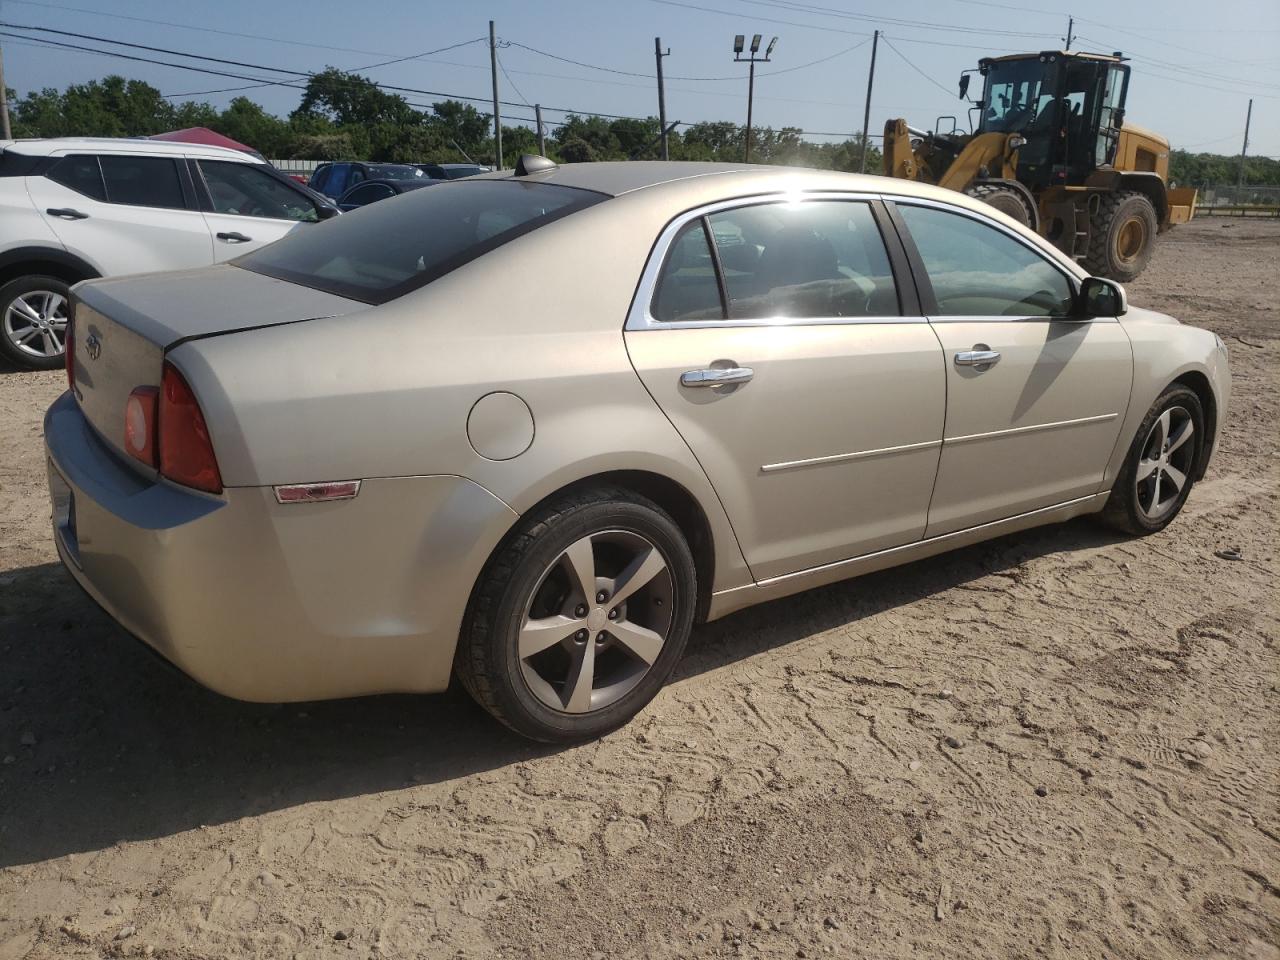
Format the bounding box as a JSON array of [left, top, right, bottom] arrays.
[[1135, 405, 1195, 522], [518, 529, 675, 714], [3, 289, 69, 360]]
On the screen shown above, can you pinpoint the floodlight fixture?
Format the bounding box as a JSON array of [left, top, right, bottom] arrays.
[[750, 33, 762, 53], [734, 34, 745, 54]]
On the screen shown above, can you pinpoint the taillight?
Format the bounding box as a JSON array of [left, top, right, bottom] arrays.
[[65, 305, 75, 390], [158, 361, 222, 494], [124, 386, 159, 466]]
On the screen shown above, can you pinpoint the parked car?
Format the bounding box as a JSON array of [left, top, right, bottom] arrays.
[[415, 162, 490, 180], [306, 162, 426, 200], [46, 159, 1229, 742], [337, 177, 441, 211], [0, 137, 339, 369]]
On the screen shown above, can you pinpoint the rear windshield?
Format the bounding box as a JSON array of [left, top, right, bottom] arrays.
[[235, 179, 605, 304], [368, 164, 425, 180]]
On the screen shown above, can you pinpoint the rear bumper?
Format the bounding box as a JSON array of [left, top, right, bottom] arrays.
[[45, 392, 518, 702]]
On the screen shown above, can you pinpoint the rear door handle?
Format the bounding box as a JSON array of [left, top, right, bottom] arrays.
[[954, 349, 1001, 370], [216, 231, 252, 243], [680, 366, 754, 388], [46, 207, 89, 220]]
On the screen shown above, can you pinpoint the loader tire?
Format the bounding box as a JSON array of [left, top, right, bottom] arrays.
[[1084, 191, 1157, 282], [966, 183, 1035, 229]]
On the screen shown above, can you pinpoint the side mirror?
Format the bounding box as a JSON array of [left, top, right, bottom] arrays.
[[1079, 276, 1127, 318], [959, 74, 970, 100], [317, 203, 341, 220]]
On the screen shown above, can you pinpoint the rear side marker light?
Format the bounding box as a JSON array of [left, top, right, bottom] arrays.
[[124, 386, 159, 466], [273, 481, 361, 504], [65, 305, 75, 390]]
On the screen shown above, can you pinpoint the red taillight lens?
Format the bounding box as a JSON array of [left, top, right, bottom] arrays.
[[158, 361, 222, 494], [124, 386, 159, 466], [65, 306, 75, 390]]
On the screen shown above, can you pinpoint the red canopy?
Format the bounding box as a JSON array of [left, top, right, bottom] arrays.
[[149, 127, 263, 160]]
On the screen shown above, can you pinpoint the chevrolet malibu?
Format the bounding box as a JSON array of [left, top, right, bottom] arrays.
[[46, 158, 1230, 742]]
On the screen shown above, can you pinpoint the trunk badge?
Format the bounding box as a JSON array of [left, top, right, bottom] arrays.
[[85, 333, 101, 361]]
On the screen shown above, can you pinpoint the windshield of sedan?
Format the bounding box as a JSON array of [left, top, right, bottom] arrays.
[[235, 180, 606, 304]]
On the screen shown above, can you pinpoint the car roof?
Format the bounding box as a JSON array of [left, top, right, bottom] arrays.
[[0, 136, 265, 163]]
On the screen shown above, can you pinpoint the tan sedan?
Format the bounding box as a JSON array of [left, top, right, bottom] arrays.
[[46, 158, 1230, 741]]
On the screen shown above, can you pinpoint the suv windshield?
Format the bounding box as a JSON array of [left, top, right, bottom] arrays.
[[236, 180, 605, 304]]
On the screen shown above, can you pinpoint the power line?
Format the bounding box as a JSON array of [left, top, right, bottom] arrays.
[[879, 35, 957, 99], [720, 0, 1059, 39]]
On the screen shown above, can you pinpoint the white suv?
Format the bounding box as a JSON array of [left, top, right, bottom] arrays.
[[0, 137, 338, 369]]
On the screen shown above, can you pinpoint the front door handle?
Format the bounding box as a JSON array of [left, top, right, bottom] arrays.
[[216, 231, 252, 243], [680, 366, 754, 388], [954, 349, 1001, 370], [46, 207, 89, 220]]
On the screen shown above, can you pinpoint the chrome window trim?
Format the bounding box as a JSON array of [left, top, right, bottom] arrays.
[[886, 195, 1122, 324], [625, 191, 925, 331]]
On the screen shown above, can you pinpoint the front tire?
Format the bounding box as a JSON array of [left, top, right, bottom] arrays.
[[1084, 191, 1157, 282], [0, 275, 73, 370], [966, 183, 1035, 229], [456, 487, 697, 742], [1100, 385, 1203, 535]]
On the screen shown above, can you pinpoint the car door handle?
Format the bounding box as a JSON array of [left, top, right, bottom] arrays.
[[46, 207, 89, 220], [954, 349, 1001, 369], [216, 231, 252, 243], [680, 366, 754, 388]]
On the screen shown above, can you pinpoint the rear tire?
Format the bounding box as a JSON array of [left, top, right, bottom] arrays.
[[455, 487, 697, 742], [0, 275, 72, 371], [1100, 385, 1203, 536], [966, 183, 1035, 229], [1084, 191, 1157, 282]]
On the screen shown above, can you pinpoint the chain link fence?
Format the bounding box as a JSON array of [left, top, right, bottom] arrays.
[[1196, 184, 1280, 216]]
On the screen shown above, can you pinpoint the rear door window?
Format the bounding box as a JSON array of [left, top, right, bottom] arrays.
[[236, 180, 605, 304], [47, 155, 107, 201], [98, 156, 186, 209], [707, 200, 899, 319]]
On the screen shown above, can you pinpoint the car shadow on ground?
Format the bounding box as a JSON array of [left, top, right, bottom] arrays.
[[0, 518, 1124, 868]]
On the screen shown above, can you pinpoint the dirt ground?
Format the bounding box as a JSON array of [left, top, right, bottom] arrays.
[[0, 218, 1276, 960]]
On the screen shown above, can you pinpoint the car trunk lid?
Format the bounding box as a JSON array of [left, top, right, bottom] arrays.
[[68, 264, 363, 468]]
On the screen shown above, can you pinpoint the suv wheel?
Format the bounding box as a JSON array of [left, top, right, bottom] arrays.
[[0, 275, 72, 370]]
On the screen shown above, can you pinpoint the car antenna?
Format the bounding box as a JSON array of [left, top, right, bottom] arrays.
[[513, 154, 557, 176]]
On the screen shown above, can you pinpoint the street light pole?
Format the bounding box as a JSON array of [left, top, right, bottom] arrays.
[[655, 37, 670, 160], [734, 33, 777, 164]]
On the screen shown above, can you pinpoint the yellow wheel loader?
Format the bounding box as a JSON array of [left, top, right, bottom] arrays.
[[883, 50, 1196, 281]]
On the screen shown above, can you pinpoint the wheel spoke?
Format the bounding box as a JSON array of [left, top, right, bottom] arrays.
[[607, 619, 666, 666], [562, 639, 596, 713], [519, 614, 577, 659], [9, 297, 41, 324], [607, 546, 667, 610], [1167, 419, 1194, 455], [15, 326, 42, 345], [1136, 457, 1160, 482], [1154, 410, 1171, 451], [1163, 463, 1188, 493], [1143, 470, 1162, 514], [561, 535, 598, 604], [45, 293, 66, 318]]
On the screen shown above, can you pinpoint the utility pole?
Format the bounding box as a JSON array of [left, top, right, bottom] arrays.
[[655, 38, 670, 160], [489, 20, 503, 171], [0, 41, 11, 141], [859, 30, 879, 173], [734, 33, 777, 164], [1065, 17, 1074, 50], [1237, 98, 1253, 188], [535, 103, 545, 156]]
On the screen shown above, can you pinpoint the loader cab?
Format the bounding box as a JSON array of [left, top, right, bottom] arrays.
[[975, 52, 1130, 189]]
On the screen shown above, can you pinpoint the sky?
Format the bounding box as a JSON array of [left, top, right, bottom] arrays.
[[1, 0, 1278, 159]]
